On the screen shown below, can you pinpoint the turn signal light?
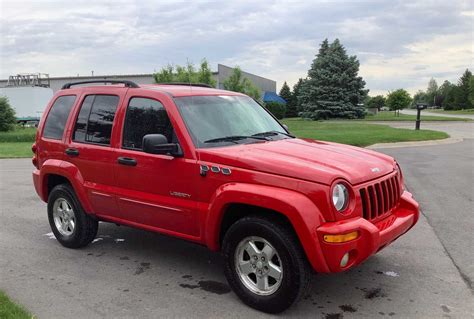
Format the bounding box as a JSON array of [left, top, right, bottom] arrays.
[[323, 231, 359, 243]]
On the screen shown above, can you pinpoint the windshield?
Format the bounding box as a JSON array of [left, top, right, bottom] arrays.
[[174, 95, 289, 148]]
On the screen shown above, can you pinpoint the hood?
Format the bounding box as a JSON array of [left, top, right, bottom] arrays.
[[197, 138, 396, 185]]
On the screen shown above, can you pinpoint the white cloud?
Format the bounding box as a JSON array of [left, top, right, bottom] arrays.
[[0, 0, 472, 95]]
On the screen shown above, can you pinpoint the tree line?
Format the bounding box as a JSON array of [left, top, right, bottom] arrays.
[[153, 59, 261, 100], [280, 39, 473, 119], [367, 69, 473, 113]]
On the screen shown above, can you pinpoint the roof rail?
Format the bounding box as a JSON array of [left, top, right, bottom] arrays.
[[61, 80, 140, 89], [156, 82, 213, 88]]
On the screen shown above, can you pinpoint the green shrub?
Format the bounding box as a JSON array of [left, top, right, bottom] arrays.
[[265, 102, 286, 119], [0, 97, 17, 132]]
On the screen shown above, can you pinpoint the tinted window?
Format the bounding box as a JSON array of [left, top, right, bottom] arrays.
[[73, 95, 119, 146], [122, 97, 174, 150], [72, 95, 94, 142], [43, 95, 76, 140]]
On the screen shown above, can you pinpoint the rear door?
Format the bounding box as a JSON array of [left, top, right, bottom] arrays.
[[113, 93, 200, 238], [64, 88, 126, 217]]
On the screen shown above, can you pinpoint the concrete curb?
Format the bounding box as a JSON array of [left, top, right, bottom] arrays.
[[367, 137, 464, 149]]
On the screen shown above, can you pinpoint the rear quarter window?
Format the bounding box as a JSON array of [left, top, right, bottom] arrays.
[[43, 95, 77, 140]]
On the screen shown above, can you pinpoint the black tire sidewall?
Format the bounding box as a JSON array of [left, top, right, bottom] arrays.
[[47, 184, 90, 247], [223, 217, 308, 313]]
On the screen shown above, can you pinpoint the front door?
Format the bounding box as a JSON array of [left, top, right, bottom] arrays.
[[114, 96, 199, 237]]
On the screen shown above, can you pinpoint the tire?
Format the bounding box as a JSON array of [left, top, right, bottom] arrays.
[[47, 184, 98, 248], [222, 216, 312, 314]]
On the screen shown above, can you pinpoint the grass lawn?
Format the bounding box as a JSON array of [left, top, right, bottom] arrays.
[[0, 291, 32, 319], [282, 118, 449, 147], [0, 119, 451, 157], [0, 127, 36, 158], [363, 111, 471, 121], [0, 127, 37, 143], [0, 142, 33, 158], [428, 108, 474, 115]]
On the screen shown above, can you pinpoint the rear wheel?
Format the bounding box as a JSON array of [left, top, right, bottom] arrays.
[[222, 216, 311, 313], [48, 184, 98, 248]]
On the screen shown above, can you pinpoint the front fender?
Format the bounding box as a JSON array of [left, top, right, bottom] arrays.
[[204, 183, 330, 273], [36, 160, 93, 213]]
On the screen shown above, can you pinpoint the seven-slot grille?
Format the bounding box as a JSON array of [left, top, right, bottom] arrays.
[[359, 174, 401, 221]]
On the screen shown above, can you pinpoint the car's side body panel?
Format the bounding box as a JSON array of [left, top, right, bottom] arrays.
[[32, 83, 419, 276]]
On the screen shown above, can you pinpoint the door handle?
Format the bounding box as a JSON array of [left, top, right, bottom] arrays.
[[65, 148, 79, 156], [117, 157, 137, 166]]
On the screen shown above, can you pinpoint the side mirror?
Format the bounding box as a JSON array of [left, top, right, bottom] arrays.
[[142, 134, 183, 157], [282, 124, 289, 132]]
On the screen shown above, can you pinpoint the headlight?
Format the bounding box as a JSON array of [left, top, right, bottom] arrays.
[[332, 183, 349, 212]]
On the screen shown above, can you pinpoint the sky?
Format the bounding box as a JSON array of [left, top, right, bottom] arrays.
[[0, 0, 472, 95]]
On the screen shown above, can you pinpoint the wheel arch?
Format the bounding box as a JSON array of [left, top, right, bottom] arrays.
[[38, 160, 93, 213], [205, 183, 330, 273]]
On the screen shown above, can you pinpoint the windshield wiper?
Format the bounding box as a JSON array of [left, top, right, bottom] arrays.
[[252, 130, 295, 138], [204, 135, 269, 144]]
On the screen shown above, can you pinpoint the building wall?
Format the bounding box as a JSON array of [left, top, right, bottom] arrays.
[[0, 66, 277, 96], [0, 86, 54, 118], [216, 64, 276, 95]]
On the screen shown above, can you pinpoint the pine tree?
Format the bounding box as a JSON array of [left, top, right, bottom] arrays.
[[292, 78, 304, 114], [454, 69, 472, 109], [426, 78, 439, 107], [279, 82, 296, 117], [299, 39, 368, 119]]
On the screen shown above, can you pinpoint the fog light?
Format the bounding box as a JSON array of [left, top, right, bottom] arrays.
[[340, 253, 350, 267], [323, 231, 359, 243]]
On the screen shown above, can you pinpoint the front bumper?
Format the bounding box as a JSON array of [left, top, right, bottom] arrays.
[[315, 190, 419, 273]]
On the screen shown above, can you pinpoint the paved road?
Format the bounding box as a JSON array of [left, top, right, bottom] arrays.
[[371, 121, 474, 140], [1, 158, 473, 318], [401, 109, 474, 120], [379, 140, 474, 291]]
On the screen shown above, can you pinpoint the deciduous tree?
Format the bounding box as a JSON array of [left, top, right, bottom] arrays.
[[367, 95, 386, 111], [153, 59, 216, 87], [0, 97, 16, 132], [223, 67, 261, 100], [386, 89, 412, 116], [412, 90, 428, 108]]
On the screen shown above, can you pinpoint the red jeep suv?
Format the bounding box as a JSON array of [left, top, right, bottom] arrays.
[[32, 80, 419, 313]]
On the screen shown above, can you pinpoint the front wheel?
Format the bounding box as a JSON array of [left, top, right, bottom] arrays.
[[222, 216, 311, 313]]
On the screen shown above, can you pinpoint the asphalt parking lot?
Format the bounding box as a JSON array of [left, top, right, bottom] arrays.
[[0, 140, 473, 318]]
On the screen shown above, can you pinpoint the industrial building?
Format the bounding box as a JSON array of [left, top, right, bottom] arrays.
[[0, 64, 279, 120]]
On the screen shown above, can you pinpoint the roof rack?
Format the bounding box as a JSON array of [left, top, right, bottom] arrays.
[[156, 82, 213, 88], [61, 80, 140, 89]]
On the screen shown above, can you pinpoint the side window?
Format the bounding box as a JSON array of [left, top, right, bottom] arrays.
[[73, 95, 119, 146], [43, 95, 76, 140], [122, 97, 174, 150]]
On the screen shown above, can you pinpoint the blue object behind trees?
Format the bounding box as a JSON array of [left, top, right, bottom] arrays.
[[263, 91, 287, 104]]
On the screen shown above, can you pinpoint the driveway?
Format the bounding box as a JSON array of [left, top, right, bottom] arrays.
[[401, 109, 474, 120], [0, 157, 473, 318]]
